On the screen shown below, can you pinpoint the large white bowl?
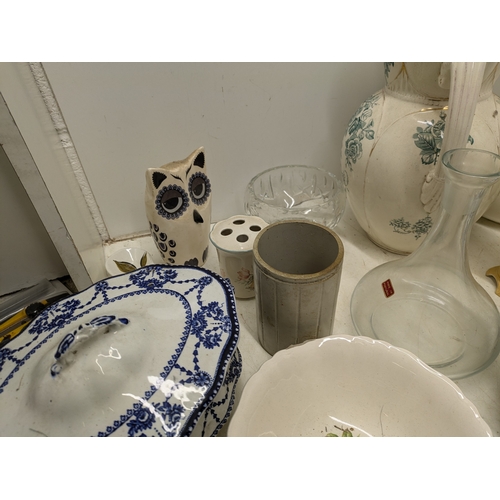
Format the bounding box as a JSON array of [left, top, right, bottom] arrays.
[[228, 335, 491, 437]]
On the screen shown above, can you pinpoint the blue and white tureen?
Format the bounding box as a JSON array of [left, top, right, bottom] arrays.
[[0, 265, 241, 437]]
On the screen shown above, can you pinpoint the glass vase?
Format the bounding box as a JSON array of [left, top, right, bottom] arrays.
[[351, 148, 500, 379]]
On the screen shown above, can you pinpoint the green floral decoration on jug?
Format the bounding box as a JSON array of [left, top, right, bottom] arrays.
[[389, 215, 433, 240], [344, 93, 380, 172], [413, 111, 474, 166]]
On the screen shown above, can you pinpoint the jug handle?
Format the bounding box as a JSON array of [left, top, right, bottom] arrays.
[[420, 62, 486, 213]]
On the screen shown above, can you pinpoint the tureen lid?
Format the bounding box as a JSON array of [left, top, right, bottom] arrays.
[[0, 265, 240, 437]]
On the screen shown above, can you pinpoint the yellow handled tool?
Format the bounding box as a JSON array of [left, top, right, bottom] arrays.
[[0, 294, 68, 348]]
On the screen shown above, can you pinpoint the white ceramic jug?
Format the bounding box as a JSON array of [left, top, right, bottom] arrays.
[[341, 62, 500, 254]]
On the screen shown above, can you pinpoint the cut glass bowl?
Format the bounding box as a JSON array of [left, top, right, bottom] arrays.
[[244, 165, 346, 229]]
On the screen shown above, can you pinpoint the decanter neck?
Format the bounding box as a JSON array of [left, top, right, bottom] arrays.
[[418, 184, 481, 259], [414, 149, 500, 259]]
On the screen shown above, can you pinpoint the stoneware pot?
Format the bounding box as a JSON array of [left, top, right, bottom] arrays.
[[253, 220, 344, 355], [341, 62, 500, 254], [145, 147, 211, 266]]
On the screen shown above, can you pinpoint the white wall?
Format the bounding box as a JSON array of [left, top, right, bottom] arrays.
[[3, 62, 499, 287], [42, 62, 386, 240]]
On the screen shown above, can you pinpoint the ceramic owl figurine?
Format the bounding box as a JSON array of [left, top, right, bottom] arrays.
[[145, 147, 212, 266]]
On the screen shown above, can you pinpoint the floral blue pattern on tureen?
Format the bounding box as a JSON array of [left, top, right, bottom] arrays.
[[0, 265, 241, 437]]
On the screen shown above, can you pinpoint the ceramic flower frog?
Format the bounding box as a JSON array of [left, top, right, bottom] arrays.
[[341, 62, 500, 254], [145, 147, 212, 266]]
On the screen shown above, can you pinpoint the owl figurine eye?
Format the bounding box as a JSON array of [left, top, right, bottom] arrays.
[[155, 185, 189, 219], [189, 172, 211, 205]]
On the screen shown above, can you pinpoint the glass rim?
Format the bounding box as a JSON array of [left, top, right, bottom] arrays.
[[247, 164, 338, 185], [441, 148, 500, 179]]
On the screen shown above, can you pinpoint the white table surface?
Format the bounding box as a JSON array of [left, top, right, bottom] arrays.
[[106, 203, 500, 437]]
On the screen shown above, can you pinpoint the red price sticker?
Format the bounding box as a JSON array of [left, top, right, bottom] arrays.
[[382, 279, 394, 298]]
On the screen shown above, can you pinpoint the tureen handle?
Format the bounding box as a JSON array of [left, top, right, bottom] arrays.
[[50, 315, 129, 377]]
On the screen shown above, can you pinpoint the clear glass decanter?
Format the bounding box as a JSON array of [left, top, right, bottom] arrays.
[[351, 148, 500, 380]]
